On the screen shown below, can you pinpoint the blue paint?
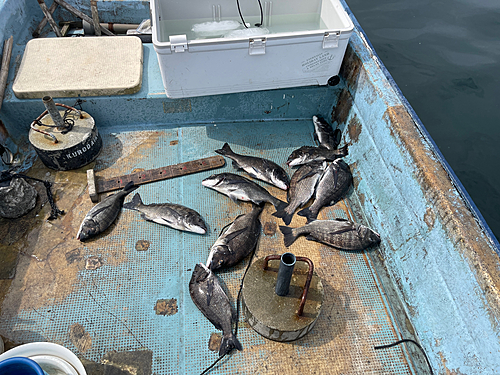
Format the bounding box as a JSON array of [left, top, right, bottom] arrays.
[[0, 1, 499, 374]]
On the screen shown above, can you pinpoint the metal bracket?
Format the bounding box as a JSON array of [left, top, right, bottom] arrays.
[[249, 38, 266, 55], [169, 34, 188, 53], [322, 31, 340, 49]]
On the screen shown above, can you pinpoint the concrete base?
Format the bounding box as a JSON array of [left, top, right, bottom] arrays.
[[242, 257, 324, 342]]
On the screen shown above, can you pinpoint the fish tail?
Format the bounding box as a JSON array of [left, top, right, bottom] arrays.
[[272, 206, 293, 226], [123, 180, 139, 193], [272, 198, 287, 213], [219, 333, 243, 356], [214, 142, 234, 157], [123, 192, 142, 210], [297, 207, 317, 223], [279, 225, 298, 247], [337, 144, 349, 157]]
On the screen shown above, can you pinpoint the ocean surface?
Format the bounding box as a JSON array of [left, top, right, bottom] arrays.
[[345, 0, 500, 242]]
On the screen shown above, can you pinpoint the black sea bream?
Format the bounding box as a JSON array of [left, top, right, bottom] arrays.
[[123, 193, 207, 234], [286, 145, 348, 167], [207, 204, 262, 270], [279, 218, 381, 250], [273, 161, 326, 225], [202, 172, 286, 211], [298, 159, 353, 223], [189, 263, 243, 356], [215, 142, 290, 190], [77, 181, 138, 241]]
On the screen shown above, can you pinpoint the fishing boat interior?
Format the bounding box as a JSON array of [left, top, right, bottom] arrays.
[[0, 0, 499, 374]]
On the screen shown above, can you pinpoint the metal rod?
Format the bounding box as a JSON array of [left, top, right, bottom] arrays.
[[295, 256, 314, 316], [33, 1, 58, 38], [90, 0, 101, 36], [275, 253, 296, 296], [42, 96, 65, 129], [0, 36, 13, 112], [37, 0, 62, 37], [53, 0, 115, 36]]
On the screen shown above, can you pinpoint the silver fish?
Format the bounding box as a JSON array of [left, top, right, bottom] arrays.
[[77, 181, 138, 241], [312, 115, 341, 150], [202, 172, 286, 211], [286, 144, 348, 167], [279, 218, 381, 250], [298, 159, 353, 223], [123, 193, 207, 234], [215, 143, 290, 190], [272, 161, 327, 225], [189, 263, 243, 356], [207, 204, 262, 270]]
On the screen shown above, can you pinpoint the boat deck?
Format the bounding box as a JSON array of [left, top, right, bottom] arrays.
[[0, 119, 417, 374]]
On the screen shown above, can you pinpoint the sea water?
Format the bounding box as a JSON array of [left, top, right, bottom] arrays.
[[345, 0, 500, 241]]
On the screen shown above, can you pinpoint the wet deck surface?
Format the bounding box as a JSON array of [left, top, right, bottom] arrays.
[[0, 120, 415, 374]]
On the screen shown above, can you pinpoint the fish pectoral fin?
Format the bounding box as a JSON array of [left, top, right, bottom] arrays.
[[232, 160, 241, 169]]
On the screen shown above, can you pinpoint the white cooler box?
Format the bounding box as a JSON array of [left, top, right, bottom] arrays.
[[151, 0, 354, 98]]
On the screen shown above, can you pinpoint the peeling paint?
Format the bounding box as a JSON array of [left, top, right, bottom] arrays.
[[154, 298, 178, 316], [69, 323, 92, 353]]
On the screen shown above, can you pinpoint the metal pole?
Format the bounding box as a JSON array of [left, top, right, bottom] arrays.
[[275, 252, 296, 296], [42, 96, 65, 129]]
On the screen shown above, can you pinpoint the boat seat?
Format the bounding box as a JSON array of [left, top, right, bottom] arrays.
[[12, 36, 143, 99]]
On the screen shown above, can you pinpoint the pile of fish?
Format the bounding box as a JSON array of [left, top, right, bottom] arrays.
[[75, 115, 381, 359]]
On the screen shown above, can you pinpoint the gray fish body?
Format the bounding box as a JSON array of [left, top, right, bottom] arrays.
[[189, 263, 243, 356], [123, 193, 207, 234], [77, 181, 138, 241], [207, 204, 262, 270], [312, 116, 340, 150], [215, 143, 290, 190], [298, 159, 353, 223], [279, 219, 381, 250], [202, 172, 286, 211], [273, 162, 326, 225], [286, 144, 348, 167]]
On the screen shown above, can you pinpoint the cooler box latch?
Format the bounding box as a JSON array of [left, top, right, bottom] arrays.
[[169, 35, 188, 53], [323, 32, 340, 49], [249, 38, 266, 55]]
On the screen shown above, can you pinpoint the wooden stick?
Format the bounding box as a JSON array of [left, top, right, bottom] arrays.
[[0, 36, 13, 112], [53, 0, 115, 36], [36, 0, 62, 37], [33, 1, 58, 38], [90, 0, 101, 36]]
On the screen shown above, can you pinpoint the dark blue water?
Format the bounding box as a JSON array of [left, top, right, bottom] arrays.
[[346, 0, 500, 241]]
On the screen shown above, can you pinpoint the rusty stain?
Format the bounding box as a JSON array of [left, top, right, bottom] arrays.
[[135, 240, 150, 251], [132, 168, 145, 173], [154, 298, 178, 316], [339, 44, 362, 92], [208, 332, 222, 352], [386, 105, 500, 321], [348, 114, 362, 143], [0, 119, 9, 141], [263, 221, 277, 236], [170, 140, 179, 146], [424, 207, 436, 230], [332, 88, 353, 125], [85, 256, 103, 270], [69, 323, 92, 353]]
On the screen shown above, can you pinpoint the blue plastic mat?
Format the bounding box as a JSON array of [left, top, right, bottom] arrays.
[[0, 120, 415, 374]]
